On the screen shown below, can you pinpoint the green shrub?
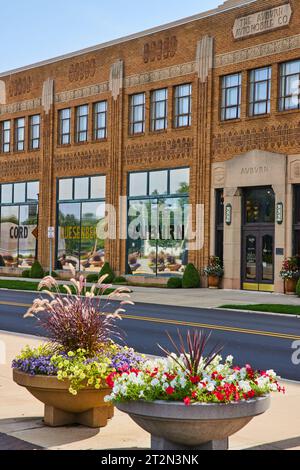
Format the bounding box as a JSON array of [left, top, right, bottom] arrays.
[[167, 277, 183, 289], [182, 263, 201, 289], [30, 260, 44, 279], [0, 255, 5, 267], [99, 262, 115, 283], [86, 273, 99, 283], [114, 276, 127, 285], [22, 269, 31, 278], [296, 278, 300, 297]]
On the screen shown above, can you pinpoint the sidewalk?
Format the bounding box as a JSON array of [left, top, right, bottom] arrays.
[[0, 331, 299, 450], [1, 276, 300, 309]]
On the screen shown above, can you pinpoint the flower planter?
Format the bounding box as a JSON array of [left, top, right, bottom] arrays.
[[13, 369, 113, 428], [116, 396, 270, 450], [285, 278, 297, 295], [208, 275, 220, 289]]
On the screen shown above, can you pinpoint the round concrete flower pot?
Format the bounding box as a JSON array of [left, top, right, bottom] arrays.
[[116, 396, 270, 450], [13, 369, 113, 428]]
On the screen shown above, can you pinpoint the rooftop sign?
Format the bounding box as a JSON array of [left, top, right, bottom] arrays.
[[233, 3, 292, 39]]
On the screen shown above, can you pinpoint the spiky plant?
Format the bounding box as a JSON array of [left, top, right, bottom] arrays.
[[24, 265, 133, 355], [159, 329, 224, 376]]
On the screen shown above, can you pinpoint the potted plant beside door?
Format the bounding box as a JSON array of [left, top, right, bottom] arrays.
[[204, 256, 224, 289], [280, 257, 300, 295]]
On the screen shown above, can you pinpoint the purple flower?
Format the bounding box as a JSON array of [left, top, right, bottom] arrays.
[[12, 356, 58, 376]]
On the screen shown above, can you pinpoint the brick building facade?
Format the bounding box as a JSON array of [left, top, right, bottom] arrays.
[[1, 0, 300, 292]]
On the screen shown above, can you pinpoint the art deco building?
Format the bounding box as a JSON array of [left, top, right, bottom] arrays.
[[0, 0, 299, 293]]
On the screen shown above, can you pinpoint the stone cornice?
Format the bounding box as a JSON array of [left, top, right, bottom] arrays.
[[215, 33, 300, 68]]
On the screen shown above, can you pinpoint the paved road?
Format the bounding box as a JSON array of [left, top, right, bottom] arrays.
[[0, 289, 300, 381]]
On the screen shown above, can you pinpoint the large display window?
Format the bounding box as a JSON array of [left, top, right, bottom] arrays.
[[127, 168, 190, 276], [57, 176, 106, 272], [0, 181, 39, 268]]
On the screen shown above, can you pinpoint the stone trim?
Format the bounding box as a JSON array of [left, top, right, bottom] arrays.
[[124, 62, 195, 88], [0, 98, 41, 116], [215, 33, 300, 68]]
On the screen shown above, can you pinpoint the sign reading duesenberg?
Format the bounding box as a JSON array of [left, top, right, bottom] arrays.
[[233, 3, 292, 39]]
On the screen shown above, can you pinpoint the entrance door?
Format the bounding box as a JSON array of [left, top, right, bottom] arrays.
[[242, 187, 275, 292], [243, 229, 274, 291]]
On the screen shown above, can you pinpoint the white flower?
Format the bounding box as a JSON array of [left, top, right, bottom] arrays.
[[104, 395, 113, 402], [151, 378, 160, 387], [266, 370, 277, 379], [206, 383, 215, 392], [170, 379, 177, 389], [226, 355, 234, 364], [139, 391, 145, 399], [238, 381, 252, 393], [270, 383, 278, 392], [179, 377, 187, 387], [239, 368, 247, 380]]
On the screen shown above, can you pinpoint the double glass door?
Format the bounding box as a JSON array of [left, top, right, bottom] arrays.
[[243, 229, 274, 291]]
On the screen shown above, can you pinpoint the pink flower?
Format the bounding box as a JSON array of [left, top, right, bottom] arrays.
[[184, 397, 191, 406]]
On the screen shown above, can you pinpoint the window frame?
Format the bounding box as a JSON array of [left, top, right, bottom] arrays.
[[220, 73, 242, 121], [75, 105, 89, 143], [129, 93, 146, 135], [173, 84, 192, 128], [93, 101, 107, 141], [0, 120, 11, 153], [58, 108, 71, 145], [279, 60, 300, 112], [14, 117, 25, 152], [150, 88, 168, 132], [248, 66, 272, 117], [29, 114, 41, 150]]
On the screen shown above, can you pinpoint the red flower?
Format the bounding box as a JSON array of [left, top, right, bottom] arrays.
[[190, 375, 201, 385], [106, 372, 117, 388], [192, 391, 198, 399], [214, 391, 225, 402], [166, 387, 175, 395], [165, 373, 177, 381], [247, 390, 255, 399], [184, 397, 191, 406]]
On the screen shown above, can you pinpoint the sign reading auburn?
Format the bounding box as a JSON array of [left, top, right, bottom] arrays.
[[233, 3, 292, 39]]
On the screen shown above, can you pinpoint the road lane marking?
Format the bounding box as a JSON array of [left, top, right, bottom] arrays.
[[1, 300, 299, 341]]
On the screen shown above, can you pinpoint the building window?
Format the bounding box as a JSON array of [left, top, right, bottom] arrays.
[[29, 115, 40, 150], [59, 109, 71, 145], [76, 105, 89, 143], [151, 89, 168, 131], [215, 189, 224, 263], [279, 60, 300, 111], [127, 168, 190, 276], [15, 118, 25, 151], [221, 73, 242, 121], [174, 84, 192, 128], [129, 93, 145, 135], [93, 101, 107, 140], [0, 181, 39, 268], [0, 120, 11, 153], [57, 175, 106, 272], [249, 67, 271, 116]]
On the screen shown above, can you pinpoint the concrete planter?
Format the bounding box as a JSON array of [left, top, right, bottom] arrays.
[[285, 278, 297, 295], [13, 369, 113, 428], [208, 275, 221, 289], [117, 396, 270, 450]]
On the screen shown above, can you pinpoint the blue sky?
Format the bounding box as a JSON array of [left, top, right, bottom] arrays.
[[0, 1, 221, 72]]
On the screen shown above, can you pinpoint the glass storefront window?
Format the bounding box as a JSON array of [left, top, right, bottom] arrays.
[[0, 181, 39, 268], [59, 179, 73, 201], [14, 183, 26, 203], [170, 168, 190, 194], [57, 175, 106, 272], [127, 168, 190, 276], [1, 184, 13, 204], [149, 171, 168, 196], [74, 177, 89, 200], [91, 176, 105, 199], [129, 173, 148, 197]]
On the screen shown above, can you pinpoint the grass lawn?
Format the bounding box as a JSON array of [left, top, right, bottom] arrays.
[[220, 304, 300, 315], [0, 279, 114, 295]]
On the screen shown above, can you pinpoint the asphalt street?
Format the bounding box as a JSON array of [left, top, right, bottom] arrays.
[[0, 289, 300, 381]]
